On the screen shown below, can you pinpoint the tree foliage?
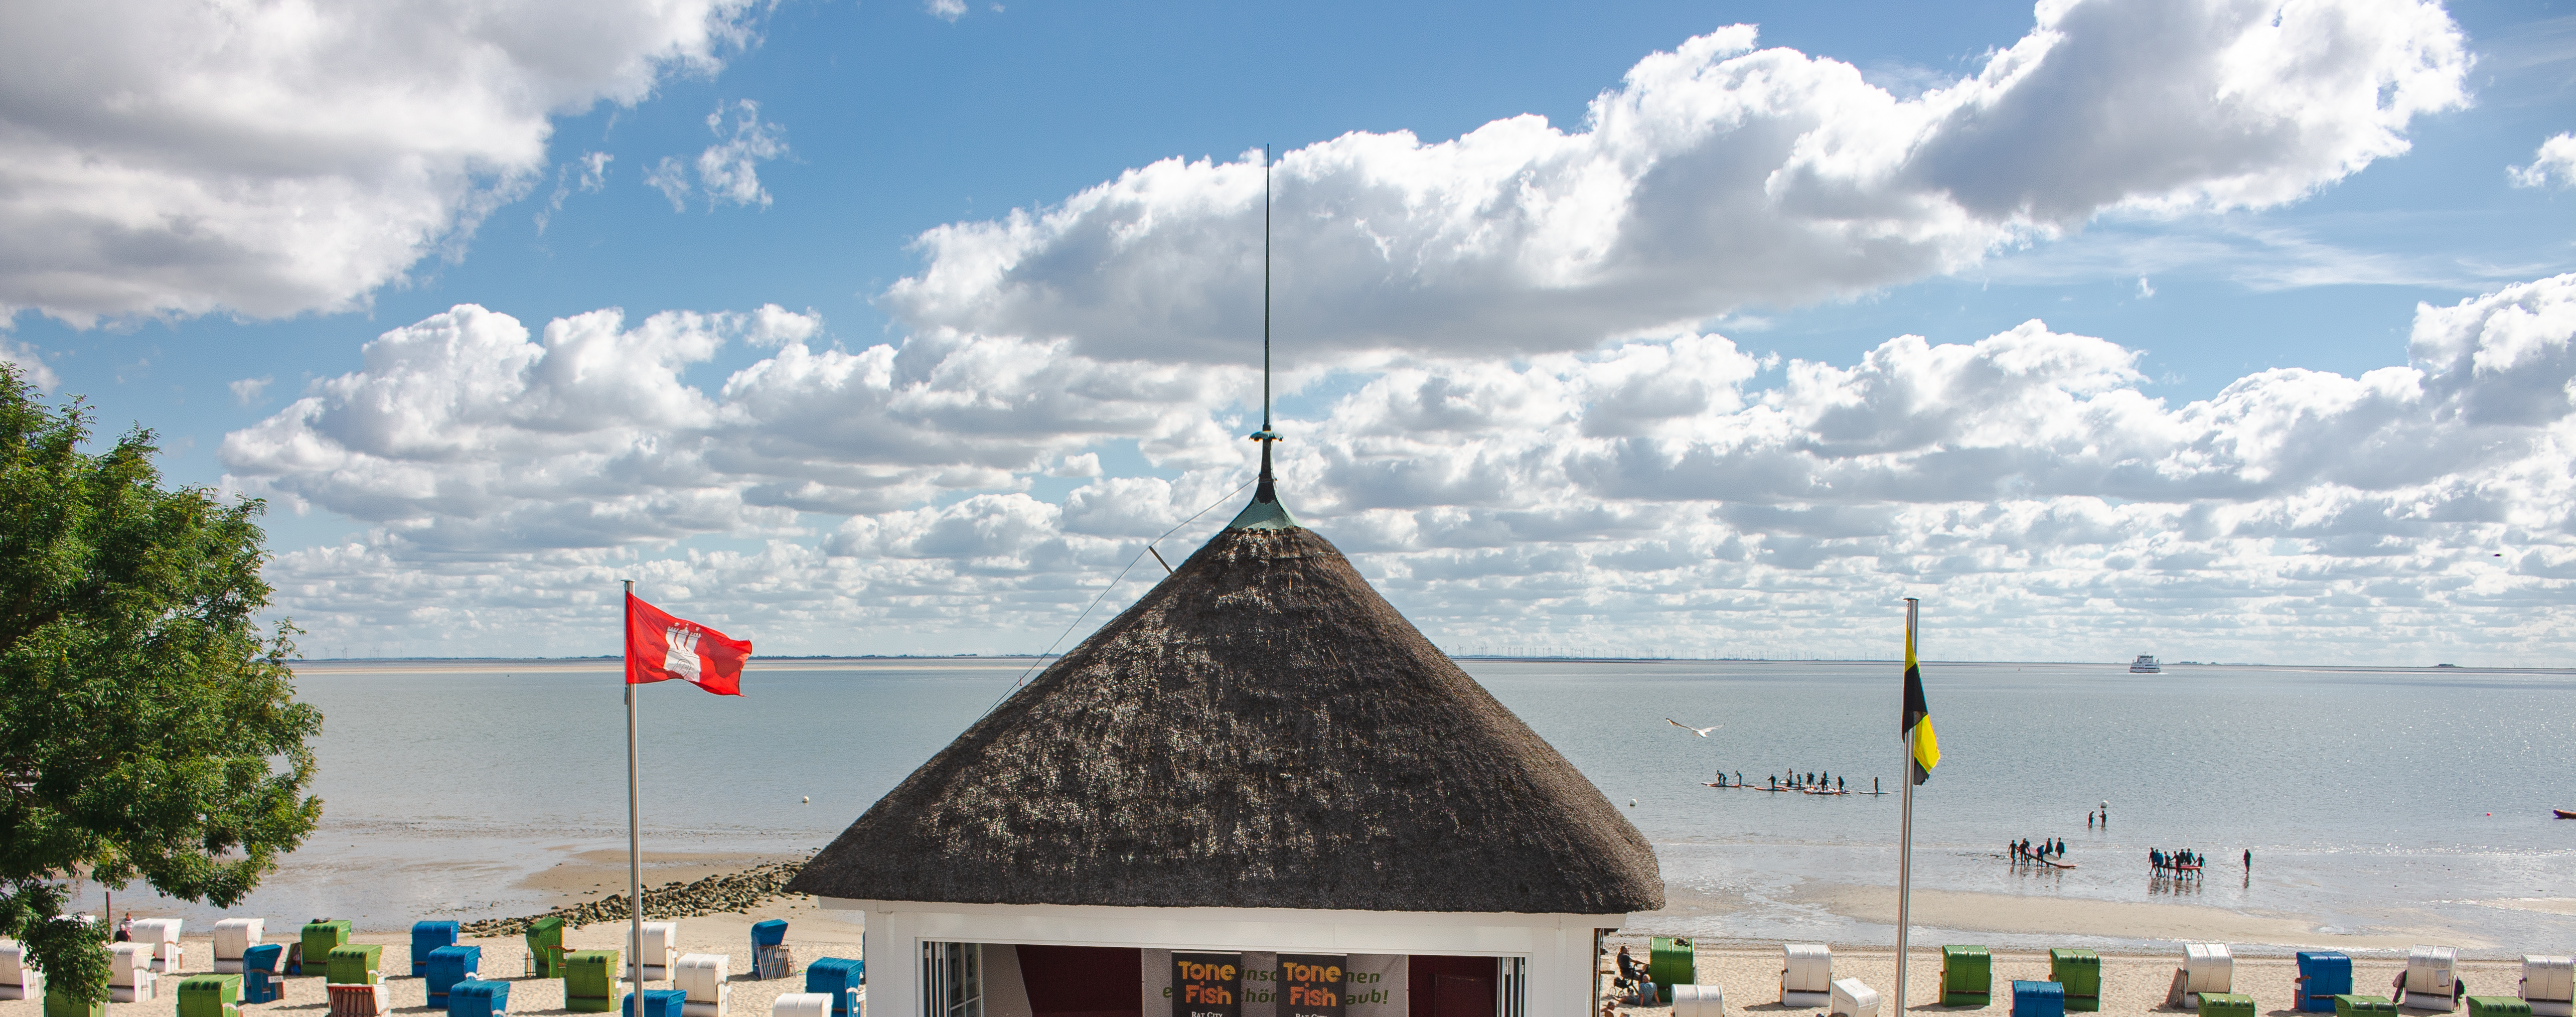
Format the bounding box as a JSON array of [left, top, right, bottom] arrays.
[[0, 366, 322, 1001]]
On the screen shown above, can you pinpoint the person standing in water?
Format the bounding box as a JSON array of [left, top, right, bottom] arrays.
[[2244, 848, 2252, 870]]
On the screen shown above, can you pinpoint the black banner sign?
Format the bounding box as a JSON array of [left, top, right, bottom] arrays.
[[1173, 953, 1242, 1017], [1278, 954, 1347, 1017]]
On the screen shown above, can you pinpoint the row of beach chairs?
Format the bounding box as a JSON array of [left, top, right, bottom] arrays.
[[0, 917, 859, 1017], [1621, 941, 2574, 1017]]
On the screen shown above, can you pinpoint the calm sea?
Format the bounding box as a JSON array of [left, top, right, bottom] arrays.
[[75, 658, 2576, 952]]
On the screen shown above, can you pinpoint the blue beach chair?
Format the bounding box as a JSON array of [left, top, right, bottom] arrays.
[[805, 959, 864, 1015], [241, 945, 285, 1004], [412, 922, 461, 977], [426, 946, 481, 1008]]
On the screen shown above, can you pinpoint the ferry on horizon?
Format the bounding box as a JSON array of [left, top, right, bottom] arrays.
[[2130, 654, 2162, 673]]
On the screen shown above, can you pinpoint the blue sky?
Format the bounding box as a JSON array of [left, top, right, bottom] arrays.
[[6, 0, 2575, 662]]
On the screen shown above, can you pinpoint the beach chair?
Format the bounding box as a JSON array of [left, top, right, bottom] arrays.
[[1671, 983, 1722, 1017], [566, 949, 625, 1013], [45, 984, 105, 1017], [2403, 946, 2461, 1012], [110, 942, 157, 1002], [2168, 944, 2233, 1009], [180, 974, 244, 1017], [242, 944, 285, 1003], [676, 953, 730, 1017], [0, 939, 44, 1000], [1782, 943, 1833, 1007], [1832, 977, 1883, 1017], [449, 979, 511, 1017], [2336, 997, 2398, 1017], [806, 958, 865, 1016], [1651, 936, 1697, 987], [2300, 953, 2356, 1013], [329, 944, 385, 985], [528, 916, 569, 979], [2469, 999, 2536, 1017], [428, 946, 483, 1007], [328, 982, 391, 1017], [2523, 956, 2574, 1017], [302, 920, 353, 975], [771, 993, 834, 1017], [1944, 946, 1994, 1007], [751, 921, 792, 980], [2051, 949, 2100, 1012], [639, 923, 680, 981], [413, 921, 461, 977], [2200, 993, 2257, 1017], [214, 919, 264, 974], [2014, 980, 2066, 1017], [132, 919, 185, 973], [625, 989, 688, 1017]]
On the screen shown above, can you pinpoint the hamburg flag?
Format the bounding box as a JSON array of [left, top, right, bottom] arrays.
[[626, 593, 752, 695], [1902, 613, 1940, 784]]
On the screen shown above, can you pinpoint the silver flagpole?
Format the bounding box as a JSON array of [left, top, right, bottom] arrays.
[[1895, 597, 1920, 1015], [625, 579, 645, 986]]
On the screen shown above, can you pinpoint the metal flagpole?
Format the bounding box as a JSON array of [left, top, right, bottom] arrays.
[[625, 579, 645, 986], [1895, 597, 1920, 1015]]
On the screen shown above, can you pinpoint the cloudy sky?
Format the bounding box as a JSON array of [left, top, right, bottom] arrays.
[[7, 0, 2575, 665]]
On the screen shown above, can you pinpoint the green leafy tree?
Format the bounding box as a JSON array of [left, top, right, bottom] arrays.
[[0, 365, 322, 1003]]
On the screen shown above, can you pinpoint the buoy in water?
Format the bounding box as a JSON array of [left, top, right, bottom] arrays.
[[802, 796, 811, 804]]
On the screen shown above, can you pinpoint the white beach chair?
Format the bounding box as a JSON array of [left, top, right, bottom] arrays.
[[772, 993, 834, 1017], [131, 918, 184, 972], [111, 942, 157, 1002], [1832, 977, 1882, 1017], [676, 953, 731, 1017], [214, 918, 264, 974], [1782, 943, 1833, 1007], [0, 939, 45, 1000], [1670, 983, 1722, 1017], [2524, 956, 2574, 1017], [640, 923, 680, 981], [2167, 943, 2233, 1008], [2402, 946, 2459, 1011]]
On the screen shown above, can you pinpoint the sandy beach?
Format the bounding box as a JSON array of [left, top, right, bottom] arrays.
[[1600, 940, 2536, 1017], [0, 896, 861, 1017]]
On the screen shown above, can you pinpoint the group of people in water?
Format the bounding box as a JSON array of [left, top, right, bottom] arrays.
[[2012, 837, 2068, 862], [1772, 771, 1845, 791], [2150, 846, 2207, 876]]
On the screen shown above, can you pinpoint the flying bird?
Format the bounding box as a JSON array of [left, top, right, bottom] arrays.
[[1666, 718, 1720, 737]]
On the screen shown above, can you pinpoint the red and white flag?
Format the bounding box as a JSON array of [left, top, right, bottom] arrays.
[[625, 593, 752, 695]]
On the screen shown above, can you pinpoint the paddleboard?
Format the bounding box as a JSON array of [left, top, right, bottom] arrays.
[[2554, 808, 2574, 819], [2044, 859, 2077, 869]]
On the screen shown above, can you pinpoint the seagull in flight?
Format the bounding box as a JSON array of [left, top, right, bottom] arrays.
[[1666, 718, 1720, 737]]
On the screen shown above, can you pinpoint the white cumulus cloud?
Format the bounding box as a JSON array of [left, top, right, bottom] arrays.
[[880, 0, 2468, 363], [0, 0, 765, 327], [2509, 132, 2576, 189], [232, 272, 2576, 665]]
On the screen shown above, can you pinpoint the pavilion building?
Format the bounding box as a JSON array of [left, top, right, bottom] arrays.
[[789, 480, 1661, 1017]]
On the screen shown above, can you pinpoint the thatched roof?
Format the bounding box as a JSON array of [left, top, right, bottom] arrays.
[[790, 510, 1662, 915]]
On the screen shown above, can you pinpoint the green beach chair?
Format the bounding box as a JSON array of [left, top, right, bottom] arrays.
[[1650, 936, 1697, 988], [328, 944, 384, 985], [1944, 946, 1993, 1007], [2200, 993, 2258, 1017], [2050, 950, 2100, 1012], [565, 950, 623, 1014], [301, 921, 353, 976], [180, 974, 244, 1017], [528, 916, 569, 979], [2335, 996, 2399, 1017], [44, 985, 105, 1017], [2469, 998, 2536, 1017]]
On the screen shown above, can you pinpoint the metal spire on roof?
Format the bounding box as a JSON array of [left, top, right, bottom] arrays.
[[1232, 144, 1296, 531]]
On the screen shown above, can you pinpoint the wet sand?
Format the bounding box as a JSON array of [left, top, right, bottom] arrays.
[[1785, 883, 2488, 951]]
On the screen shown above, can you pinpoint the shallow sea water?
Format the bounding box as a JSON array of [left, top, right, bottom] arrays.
[[71, 657, 2576, 950]]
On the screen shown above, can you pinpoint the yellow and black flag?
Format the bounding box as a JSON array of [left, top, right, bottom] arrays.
[[1902, 600, 1941, 784]]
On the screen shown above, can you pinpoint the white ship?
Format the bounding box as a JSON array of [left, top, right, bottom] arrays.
[[2129, 654, 2162, 673]]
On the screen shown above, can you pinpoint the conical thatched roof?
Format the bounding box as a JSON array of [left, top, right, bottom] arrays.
[[789, 517, 1662, 914]]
